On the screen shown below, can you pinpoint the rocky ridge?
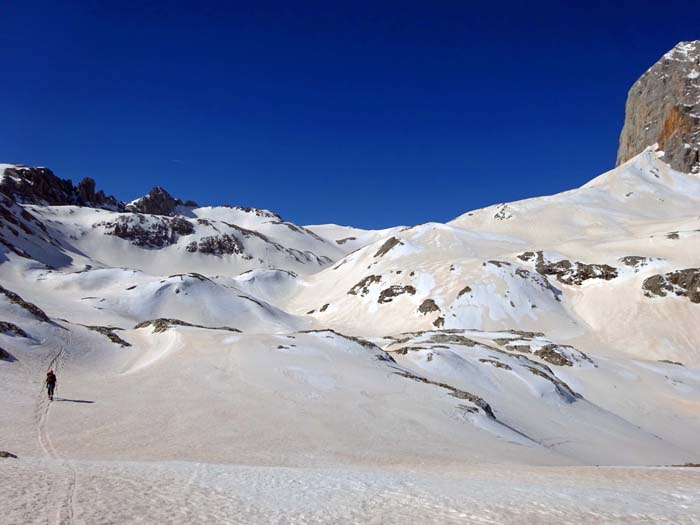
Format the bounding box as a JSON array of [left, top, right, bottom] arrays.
[[0, 165, 199, 216], [0, 165, 121, 209]]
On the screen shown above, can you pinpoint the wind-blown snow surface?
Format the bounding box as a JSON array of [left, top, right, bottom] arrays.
[[2, 148, 700, 523]]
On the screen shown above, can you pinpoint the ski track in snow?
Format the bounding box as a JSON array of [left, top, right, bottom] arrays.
[[3, 459, 700, 524], [35, 330, 78, 525], [182, 461, 203, 523]]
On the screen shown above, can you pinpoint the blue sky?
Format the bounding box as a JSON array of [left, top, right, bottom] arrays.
[[2, 1, 697, 228]]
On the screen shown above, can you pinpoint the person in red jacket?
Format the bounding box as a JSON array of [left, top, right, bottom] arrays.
[[46, 370, 57, 401]]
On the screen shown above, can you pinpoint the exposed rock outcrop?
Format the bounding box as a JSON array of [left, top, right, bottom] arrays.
[[0, 321, 29, 338], [374, 237, 402, 258], [0, 347, 16, 362], [524, 366, 581, 402], [479, 358, 512, 370], [394, 369, 496, 419], [518, 251, 617, 285], [619, 256, 656, 271], [75, 177, 117, 208], [84, 325, 131, 347], [348, 275, 382, 296], [417, 299, 440, 314], [299, 329, 395, 362], [226, 206, 280, 219], [0, 285, 52, 322], [186, 234, 244, 255], [432, 316, 445, 328], [617, 41, 700, 173], [457, 285, 472, 298], [643, 268, 700, 303], [534, 344, 573, 367], [99, 215, 194, 248], [134, 318, 241, 333], [336, 237, 356, 245], [126, 187, 184, 216], [378, 285, 416, 303], [0, 165, 120, 209]]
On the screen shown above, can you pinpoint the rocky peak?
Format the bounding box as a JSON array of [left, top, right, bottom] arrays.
[[617, 41, 700, 174], [76, 177, 120, 208], [0, 165, 121, 209], [126, 186, 197, 216]]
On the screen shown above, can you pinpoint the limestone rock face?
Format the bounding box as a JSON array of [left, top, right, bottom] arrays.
[[617, 41, 700, 174]]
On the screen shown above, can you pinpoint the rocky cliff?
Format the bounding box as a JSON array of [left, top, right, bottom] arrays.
[[617, 41, 700, 174], [0, 165, 121, 209]]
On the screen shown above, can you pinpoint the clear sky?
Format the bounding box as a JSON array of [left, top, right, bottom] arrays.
[[2, 1, 697, 228]]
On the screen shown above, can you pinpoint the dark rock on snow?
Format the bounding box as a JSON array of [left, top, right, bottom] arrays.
[[418, 299, 440, 314], [0, 321, 29, 338], [0, 347, 16, 362], [84, 325, 132, 347], [0, 166, 120, 209], [134, 318, 241, 333], [186, 234, 244, 255], [348, 275, 382, 297], [126, 187, 184, 216], [378, 285, 416, 304], [518, 251, 618, 285], [374, 237, 403, 258], [102, 215, 194, 248], [643, 268, 700, 303], [0, 285, 52, 323]]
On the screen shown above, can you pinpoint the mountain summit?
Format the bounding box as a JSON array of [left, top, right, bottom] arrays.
[[617, 41, 700, 173], [126, 186, 197, 216]]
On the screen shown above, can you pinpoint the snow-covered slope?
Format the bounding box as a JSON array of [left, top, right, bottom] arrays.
[[288, 148, 700, 366], [450, 148, 700, 247], [19, 204, 338, 276], [2, 149, 700, 522], [304, 223, 406, 254]]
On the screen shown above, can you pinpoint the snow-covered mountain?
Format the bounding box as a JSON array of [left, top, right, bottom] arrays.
[[3, 42, 700, 524], [290, 149, 700, 364], [3, 145, 700, 473]]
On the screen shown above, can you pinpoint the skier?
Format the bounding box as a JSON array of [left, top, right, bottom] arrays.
[[46, 370, 57, 401]]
